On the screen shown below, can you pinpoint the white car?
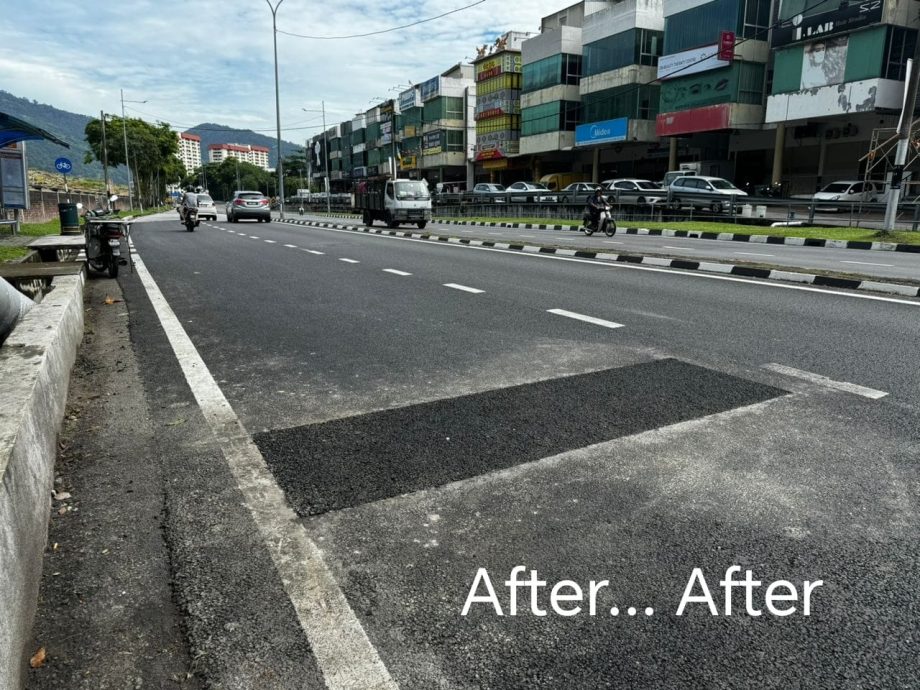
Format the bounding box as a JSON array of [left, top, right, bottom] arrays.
[[603, 179, 666, 206], [668, 176, 747, 212], [505, 181, 558, 203], [196, 193, 218, 221], [812, 181, 880, 205]]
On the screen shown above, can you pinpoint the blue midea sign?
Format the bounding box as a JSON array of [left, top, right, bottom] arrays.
[[575, 118, 628, 146]]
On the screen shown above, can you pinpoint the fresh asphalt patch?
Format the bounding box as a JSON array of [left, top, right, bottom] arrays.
[[254, 358, 786, 517]]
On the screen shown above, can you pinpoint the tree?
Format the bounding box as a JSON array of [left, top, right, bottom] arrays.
[[85, 116, 180, 207]]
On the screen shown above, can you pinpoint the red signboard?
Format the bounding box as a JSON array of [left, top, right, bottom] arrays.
[[656, 104, 732, 137], [719, 31, 735, 62]]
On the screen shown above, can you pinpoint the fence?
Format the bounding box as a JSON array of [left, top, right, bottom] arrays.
[[1, 188, 109, 225]]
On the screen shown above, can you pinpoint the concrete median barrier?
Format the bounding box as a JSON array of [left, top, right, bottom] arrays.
[[0, 273, 84, 687]]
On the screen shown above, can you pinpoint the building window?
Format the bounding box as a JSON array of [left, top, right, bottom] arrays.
[[585, 30, 663, 76], [581, 85, 660, 122], [446, 130, 464, 151], [664, 0, 740, 55], [885, 27, 918, 81], [521, 101, 580, 136], [741, 0, 770, 39], [638, 29, 662, 67]]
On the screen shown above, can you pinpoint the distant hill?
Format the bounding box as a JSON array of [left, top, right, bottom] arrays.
[[0, 91, 301, 182], [186, 123, 303, 165]]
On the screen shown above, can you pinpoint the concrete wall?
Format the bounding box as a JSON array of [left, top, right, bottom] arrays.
[[0, 273, 85, 688], [523, 25, 584, 64], [583, 0, 664, 43], [9, 189, 108, 225]]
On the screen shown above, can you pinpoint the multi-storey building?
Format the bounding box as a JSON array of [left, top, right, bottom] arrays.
[[397, 86, 424, 179], [418, 63, 477, 186], [177, 132, 202, 173], [208, 143, 271, 170]]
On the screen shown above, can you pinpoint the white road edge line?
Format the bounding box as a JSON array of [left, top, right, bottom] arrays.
[[383, 269, 412, 276], [339, 258, 360, 264], [762, 363, 888, 400], [129, 242, 397, 690], [840, 260, 894, 267], [547, 308, 625, 330], [444, 283, 485, 294]]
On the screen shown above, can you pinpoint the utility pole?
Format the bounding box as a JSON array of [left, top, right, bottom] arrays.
[[884, 57, 920, 231], [322, 100, 330, 214], [100, 111, 110, 203], [120, 90, 133, 211]]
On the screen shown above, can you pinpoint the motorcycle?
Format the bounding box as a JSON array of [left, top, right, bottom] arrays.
[[581, 202, 617, 237], [77, 196, 129, 278], [184, 206, 199, 232]]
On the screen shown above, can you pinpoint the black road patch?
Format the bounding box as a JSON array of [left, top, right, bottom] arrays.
[[255, 359, 785, 517]]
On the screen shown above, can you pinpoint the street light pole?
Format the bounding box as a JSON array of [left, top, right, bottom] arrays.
[[100, 111, 111, 203], [120, 90, 147, 211], [267, 0, 286, 220]]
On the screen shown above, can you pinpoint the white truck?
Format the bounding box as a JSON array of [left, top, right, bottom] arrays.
[[354, 178, 432, 229]]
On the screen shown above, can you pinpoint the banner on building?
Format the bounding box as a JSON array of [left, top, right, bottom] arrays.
[[476, 53, 522, 82], [660, 71, 733, 111], [399, 88, 421, 112], [656, 103, 731, 136], [801, 36, 848, 88], [574, 118, 628, 147], [399, 155, 417, 170], [423, 130, 443, 155], [657, 44, 730, 81], [773, 0, 884, 46], [420, 76, 441, 102], [0, 141, 29, 209]]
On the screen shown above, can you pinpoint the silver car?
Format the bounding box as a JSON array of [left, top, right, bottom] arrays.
[[196, 193, 217, 220], [561, 182, 601, 204], [505, 181, 558, 203], [668, 176, 747, 212], [226, 190, 271, 223], [471, 183, 506, 203], [603, 179, 666, 206]]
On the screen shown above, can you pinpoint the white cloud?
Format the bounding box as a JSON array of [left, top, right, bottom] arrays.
[[1, 0, 566, 136]]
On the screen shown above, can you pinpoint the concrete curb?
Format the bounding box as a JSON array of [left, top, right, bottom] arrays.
[[277, 218, 920, 299], [0, 272, 85, 687]]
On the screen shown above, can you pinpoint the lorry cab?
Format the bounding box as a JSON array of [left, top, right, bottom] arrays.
[[355, 178, 432, 229]]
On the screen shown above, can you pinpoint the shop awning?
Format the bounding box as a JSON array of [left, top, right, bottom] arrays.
[[0, 112, 69, 148]]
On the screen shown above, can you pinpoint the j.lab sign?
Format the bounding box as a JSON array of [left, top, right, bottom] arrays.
[[773, 1, 883, 46]]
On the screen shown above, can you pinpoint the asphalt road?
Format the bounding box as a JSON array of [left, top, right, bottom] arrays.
[[278, 210, 920, 284], [119, 212, 919, 688]]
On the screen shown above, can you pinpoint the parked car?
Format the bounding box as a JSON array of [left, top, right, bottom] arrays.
[[603, 179, 666, 206], [196, 193, 218, 221], [812, 180, 880, 205], [561, 182, 601, 204], [470, 183, 506, 203], [505, 181, 558, 203], [668, 176, 747, 212], [226, 190, 271, 222]]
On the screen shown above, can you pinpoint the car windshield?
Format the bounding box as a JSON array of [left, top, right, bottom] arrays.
[[709, 179, 737, 190], [821, 183, 851, 193], [395, 181, 430, 199], [636, 181, 660, 190], [197, 195, 213, 203]]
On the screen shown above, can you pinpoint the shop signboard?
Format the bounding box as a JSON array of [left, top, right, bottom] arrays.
[[773, 1, 883, 46], [423, 130, 443, 155], [419, 76, 441, 102], [399, 88, 420, 112], [575, 117, 628, 147], [660, 70, 734, 111], [475, 53, 522, 82], [801, 36, 848, 88], [399, 155, 417, 170], [0, 141, 29, 209], [657, 44, 730, 81], [656, 103, 731, 136], [719, 31, 735, 61]]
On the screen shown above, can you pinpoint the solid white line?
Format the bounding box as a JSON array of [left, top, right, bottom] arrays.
[[383, 269, 412, 276], [444, 283, 484, 294], [130, 243, 397, 690], [547, 308, 625, 330], [339, 258, 360, 264], [284, 223, 920, 307], [841, 260, 894, 267], [762, 363, 888, 399]]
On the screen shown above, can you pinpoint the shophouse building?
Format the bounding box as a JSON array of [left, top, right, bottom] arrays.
[[765, 0, 918, 193], [416, 63, 476, 187]]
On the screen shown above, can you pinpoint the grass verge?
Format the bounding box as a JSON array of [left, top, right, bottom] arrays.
[[0, 246, 29, 262]]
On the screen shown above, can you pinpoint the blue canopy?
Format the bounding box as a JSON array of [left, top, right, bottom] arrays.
[[0, 112, 69, 148]]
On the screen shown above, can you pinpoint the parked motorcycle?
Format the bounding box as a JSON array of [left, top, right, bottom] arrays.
[[581, 202, 616, 237], [184, 206, 199, 232], [77, 196, 129, 278]]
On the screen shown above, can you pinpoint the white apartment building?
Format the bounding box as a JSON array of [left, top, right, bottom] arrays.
[[177, 132, 202, 173], [208, 143, 271, 170]]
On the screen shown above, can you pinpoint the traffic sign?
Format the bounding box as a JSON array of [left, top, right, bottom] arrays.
[[55, 157, 73, 174]]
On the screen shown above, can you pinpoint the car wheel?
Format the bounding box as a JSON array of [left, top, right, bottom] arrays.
[[710, 201, 721, 213]]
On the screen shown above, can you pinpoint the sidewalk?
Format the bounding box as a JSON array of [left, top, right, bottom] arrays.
[[26, 277, 197, 688]]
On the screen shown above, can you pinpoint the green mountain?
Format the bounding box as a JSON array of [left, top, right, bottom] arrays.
[[0, 91, 301, 182]]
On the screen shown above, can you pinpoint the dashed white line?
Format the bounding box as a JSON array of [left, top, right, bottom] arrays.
[[762, 363, 888, 399], [664, 245, 698, 251], [547, 308, 625, 330], [733, 251, 775, 257], [603, 241, 623, 245], [444, 283, 484, 294], [249, 236, 260, 239], [265, 239, 277, 244], [303, 249, 325, 255], [284, 244, 298, 248], [339, 258, 360, 264], [841, 260, 894, 267], [383, 269, 412, 276]]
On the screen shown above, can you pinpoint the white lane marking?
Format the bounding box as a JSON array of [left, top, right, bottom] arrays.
[[249, 236, 260, 239], [383, 269, 412, 276], [487, 232, 503, 236], [519, 234, 535, 238], [284, 244, 298, 248], [130, 242, 397, 690], [603, 241, 623, 245], [265, 239, 277, 244], [664, 245, 698, 251], [733, 251, 774, 257], [303, 249, 325, 255], [547, 309, 625, 330], [444, 283, 484, 294], [339, 258, 360, 264], [762, 363, 888, 400], [287, 224, 920, 307], [841, 260, 894, 267]]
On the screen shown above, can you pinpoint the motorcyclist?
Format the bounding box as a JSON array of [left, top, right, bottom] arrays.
[[585, 187, 607, 228], [179, 191, 199, 222]]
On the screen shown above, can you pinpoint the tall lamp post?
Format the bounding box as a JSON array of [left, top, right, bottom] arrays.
[[302, 103, 330, 213], [120, 90, 147, 211], [266, 0, 286, 219]]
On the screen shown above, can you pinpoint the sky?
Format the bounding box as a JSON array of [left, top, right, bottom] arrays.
[[2, 0, 568, 141]]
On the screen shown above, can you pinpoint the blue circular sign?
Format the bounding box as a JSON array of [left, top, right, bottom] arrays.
[[55, 157, 73, 174]]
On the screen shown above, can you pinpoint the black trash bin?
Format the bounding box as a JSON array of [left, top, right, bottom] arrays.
[[58, 202, 81, 235]]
